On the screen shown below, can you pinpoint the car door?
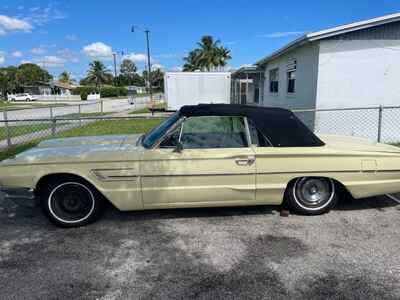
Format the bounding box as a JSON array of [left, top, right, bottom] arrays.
[[247, 118, 300, 205], [140, 116, 256, 208]]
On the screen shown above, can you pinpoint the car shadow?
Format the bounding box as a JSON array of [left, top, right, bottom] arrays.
[[1, 193, 399, 226], [335, 194, 399, 211], [102, 204, 279, 223]]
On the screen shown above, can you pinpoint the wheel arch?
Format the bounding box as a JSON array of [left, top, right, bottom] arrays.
[[35, 172, 109, 202], [283, 176, 354, 201]]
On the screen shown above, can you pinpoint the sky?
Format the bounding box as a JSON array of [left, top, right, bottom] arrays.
[[1, 0, 400, 81]]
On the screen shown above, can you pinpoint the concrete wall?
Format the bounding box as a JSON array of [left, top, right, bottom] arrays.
[[262, 42, 320, 110], [316, 39, 400, 109], [261, 42, 320, 127]]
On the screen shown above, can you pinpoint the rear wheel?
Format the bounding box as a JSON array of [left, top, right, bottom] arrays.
[[39, 177, 105, 227], [285, 177, 338, 215]]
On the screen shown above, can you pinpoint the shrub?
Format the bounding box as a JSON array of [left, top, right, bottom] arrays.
[[72, 86, 98, 98], [80, 91, 88, 101], [99, 86, 128, 98], [72, 86, 128, 99]]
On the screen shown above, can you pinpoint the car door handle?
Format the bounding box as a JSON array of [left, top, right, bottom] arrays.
[[235, 156, 255, 166]]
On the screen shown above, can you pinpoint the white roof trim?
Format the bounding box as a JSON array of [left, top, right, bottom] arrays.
[[256, 12, 400, 65]]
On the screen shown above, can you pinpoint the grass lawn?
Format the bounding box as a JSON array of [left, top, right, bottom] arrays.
[[0, 142, 39, 161], [0, 118, 165, 161], [0, 101, 66, 112], [57, 112, 109, 118], [57, 118, 164, 138], [0, 123, 56, 140], [129, 102, 167, 114], [0, 101, 26, 111]]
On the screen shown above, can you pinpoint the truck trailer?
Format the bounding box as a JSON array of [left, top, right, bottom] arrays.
[[164, 72, 231, 111]]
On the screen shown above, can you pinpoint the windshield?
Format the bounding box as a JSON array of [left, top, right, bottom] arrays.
[[142, 111, 181, 148]]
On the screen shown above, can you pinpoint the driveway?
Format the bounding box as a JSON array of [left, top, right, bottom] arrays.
[[1, 193, 399, 299]]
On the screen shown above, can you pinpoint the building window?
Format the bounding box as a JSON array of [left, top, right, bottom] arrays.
[[286, 59, 296, 94], [269, 68, 279, 93]]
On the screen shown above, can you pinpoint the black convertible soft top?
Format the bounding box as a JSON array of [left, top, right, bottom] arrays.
[[180, 104, 324, 147]]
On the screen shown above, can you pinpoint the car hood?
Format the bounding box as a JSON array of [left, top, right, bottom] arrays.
[[319, 134, 400, 154], [2, 134, 143, 165]]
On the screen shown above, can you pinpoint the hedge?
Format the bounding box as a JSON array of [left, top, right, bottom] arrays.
[[72, 86, 128, 99]]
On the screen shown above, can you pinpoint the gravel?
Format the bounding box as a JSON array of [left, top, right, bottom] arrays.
[[1, 192, 399, 299]]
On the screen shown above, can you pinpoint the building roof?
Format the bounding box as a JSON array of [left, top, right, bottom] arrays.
[[53, 81, 77, 90], [179, 104, 325, 147], [231, 65, 264, 76], [256, 12, 400, 65]]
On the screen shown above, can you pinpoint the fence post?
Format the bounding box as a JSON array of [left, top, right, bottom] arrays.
[[100, 100, 104, 115], [3, 109, 11, 148], [377, 106, 383, 143], [52, 118, 57, 137], [78, 104, 82, 126], [50, 106, 56, 137]]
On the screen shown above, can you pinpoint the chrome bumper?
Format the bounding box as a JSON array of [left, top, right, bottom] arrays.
[[0, 186, 35, 200]]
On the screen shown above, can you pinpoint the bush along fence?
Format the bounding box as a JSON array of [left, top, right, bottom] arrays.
[[72, 86, 129, 100]]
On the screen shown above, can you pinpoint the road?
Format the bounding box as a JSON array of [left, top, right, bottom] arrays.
[[1, 193, 399, 299], [0, 96, 150, 123]]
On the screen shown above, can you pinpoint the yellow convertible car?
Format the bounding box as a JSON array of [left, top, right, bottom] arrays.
[[1, 104, 400, 227]]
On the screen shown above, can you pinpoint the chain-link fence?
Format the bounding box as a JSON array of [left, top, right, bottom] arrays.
[[1, 105, 400, 151], [0, 116, 168, 149], [294, 106, 400, 144]]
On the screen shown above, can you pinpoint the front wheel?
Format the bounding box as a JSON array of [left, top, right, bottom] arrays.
[[285, 177, 338, 215], [39, 178, 105, 227]]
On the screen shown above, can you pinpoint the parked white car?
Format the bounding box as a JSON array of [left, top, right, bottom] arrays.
[[8, 93, 37, 102]]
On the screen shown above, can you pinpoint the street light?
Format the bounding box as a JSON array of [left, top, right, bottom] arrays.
[[131, 25, 153, 106], [112, 53, 117, 86]]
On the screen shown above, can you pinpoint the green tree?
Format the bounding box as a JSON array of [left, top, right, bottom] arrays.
[[58, 71, 74, 84], [182, 35, 232, 71], [16, 63, 52, 86], [82, 60, 112, 88], [120, 59, 137, 78], [116, 59, 143, 86], [142, 68, 165, 92], [183, 49, 202, 72], [0, 66, 20, 99]]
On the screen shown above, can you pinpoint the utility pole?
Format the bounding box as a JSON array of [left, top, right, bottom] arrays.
[[112, 53, 117, 86], [144, 30, 153, 104], [131, 25, 154, 114]]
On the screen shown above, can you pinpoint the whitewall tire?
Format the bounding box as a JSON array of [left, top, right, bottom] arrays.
[[39, 177, 105, 227], [285, 177, 338, 215]]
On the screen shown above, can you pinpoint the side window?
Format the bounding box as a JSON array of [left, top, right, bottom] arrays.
[[248, 119, 271, 147], [180, 116, 248, 149]]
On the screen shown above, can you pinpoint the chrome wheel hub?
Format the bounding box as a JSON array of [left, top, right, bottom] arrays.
[[294, 177, 334, 209]]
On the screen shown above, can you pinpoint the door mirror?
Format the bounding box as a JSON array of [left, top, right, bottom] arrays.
[[173, 141, 183, 153]]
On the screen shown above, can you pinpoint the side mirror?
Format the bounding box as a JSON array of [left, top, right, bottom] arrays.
[[173, 142, 183, 153]]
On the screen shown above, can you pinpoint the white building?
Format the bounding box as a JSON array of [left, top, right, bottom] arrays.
[[231, 13, 400, 142]]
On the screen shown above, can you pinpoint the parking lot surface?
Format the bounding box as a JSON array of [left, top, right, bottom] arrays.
[[1, 193, 399, 299]]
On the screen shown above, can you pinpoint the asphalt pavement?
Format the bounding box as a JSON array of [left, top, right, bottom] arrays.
[[1, 191, 399, 299]]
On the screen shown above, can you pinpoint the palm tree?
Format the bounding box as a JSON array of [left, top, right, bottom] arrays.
[[216, 46, 232, 70], [183, 49, 202, 71], [85, 60, 112, 88], [58, 71, 74, 84], [182, 35, 232, 71]]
